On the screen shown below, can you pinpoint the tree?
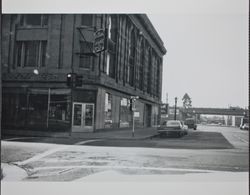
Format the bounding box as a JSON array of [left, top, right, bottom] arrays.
[[182, 93, 192, 109]]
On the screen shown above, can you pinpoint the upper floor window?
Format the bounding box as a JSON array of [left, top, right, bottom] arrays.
[[79, 41, 92, 69], [147, 50, 152, 94], [108, 15, 117, 42], [15, 41, 47, 67], [81, 14, 93, 26], [128, 29, 136, 86], [20, 14, 48, 27], [106, 51, 116, 78], [152, 54, 157, 96], [138, 42, 144, 90], [156, 58, 161, 97], [106, 15, 117, 79], [106, 53, 110, 75]]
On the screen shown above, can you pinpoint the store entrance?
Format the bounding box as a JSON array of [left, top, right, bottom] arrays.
[[72, 102, 94, 132]]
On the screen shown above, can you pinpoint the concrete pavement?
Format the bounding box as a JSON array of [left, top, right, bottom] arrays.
[[3, 127, 158, 140], [1, 125, 248, 181], [1, 127, 157, 181], [1, 163, 28, 181]]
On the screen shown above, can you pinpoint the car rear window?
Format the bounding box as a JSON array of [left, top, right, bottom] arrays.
[[167, 121, 181, 126]]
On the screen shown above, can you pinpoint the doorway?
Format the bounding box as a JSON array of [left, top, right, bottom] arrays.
[[145, 104, 152, 127], [72, 102, 94, 132]]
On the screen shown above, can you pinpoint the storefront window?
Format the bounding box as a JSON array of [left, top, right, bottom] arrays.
[[119, 98, 131, 127], [28, 92, 48, 126], [134, 101, 144, 127], [48, 89, 71, 130], [2, 91, 27, 128], [2, 88, 71, 132], [152, 105, 159, 127], [104, 93, 112, 128]]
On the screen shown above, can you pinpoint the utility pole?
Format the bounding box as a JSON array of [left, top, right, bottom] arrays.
[[174, 97, 177, 120]]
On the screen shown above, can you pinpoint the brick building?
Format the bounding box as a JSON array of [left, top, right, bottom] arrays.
[[1, 14, 166, 133]]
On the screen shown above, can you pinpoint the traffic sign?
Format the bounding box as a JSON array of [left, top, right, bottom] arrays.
[[134, 112, 140, 117]]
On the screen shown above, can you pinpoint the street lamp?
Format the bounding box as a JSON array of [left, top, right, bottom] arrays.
[[130, 96, 139, 137], [174, 97, 177, 120]]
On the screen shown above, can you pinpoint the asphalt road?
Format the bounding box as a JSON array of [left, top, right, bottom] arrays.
[[82, 130, 234, 149], [1, 125, 249, 181]]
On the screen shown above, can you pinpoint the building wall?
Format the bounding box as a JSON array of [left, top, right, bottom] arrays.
[[2, 14, 166, 132], [96, 88, 106, 129], [2, 14, 165, 100]]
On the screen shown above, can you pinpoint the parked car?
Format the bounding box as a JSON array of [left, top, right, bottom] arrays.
[[184, 118, 197, 130], [157, 120, 187, 137], [240, 123, 249, 130]]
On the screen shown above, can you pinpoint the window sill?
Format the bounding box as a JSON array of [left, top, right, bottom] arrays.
[[17, 26, 48, 30]]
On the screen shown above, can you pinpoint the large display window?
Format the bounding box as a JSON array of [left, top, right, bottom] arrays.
[[152, 105, 159, 127], [48, 89, 71, 131], [134, 101, 145, 127], [119, 98, 131, 127], [2, 88, 71, 131], [104, 93, 112, 128]]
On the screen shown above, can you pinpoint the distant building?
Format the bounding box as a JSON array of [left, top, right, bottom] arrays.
[[1, 14, 167, 134]]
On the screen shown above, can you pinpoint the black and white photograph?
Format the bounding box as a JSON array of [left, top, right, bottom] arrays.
[[1, 0, 249, 194]]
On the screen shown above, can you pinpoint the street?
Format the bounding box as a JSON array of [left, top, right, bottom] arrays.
[[1, 125, 249, 181]]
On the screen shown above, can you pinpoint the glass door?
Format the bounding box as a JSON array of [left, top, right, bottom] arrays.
[[83, 104, 94, 129], [72, 102, 94, 132], [72, 103, 83, 131]]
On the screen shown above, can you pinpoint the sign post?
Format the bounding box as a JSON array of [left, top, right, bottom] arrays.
[[132, 111, 135, 137], [130, 96, 139, 137]]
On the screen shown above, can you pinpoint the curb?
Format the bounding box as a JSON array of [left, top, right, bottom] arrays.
[[69, 135, 157, 141], [3, 129, 158, 140]]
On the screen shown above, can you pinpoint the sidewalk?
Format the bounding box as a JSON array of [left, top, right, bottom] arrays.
[[1, 163, 28, 181], [2, 128, 157, 181], [3, 127, 158, 140]]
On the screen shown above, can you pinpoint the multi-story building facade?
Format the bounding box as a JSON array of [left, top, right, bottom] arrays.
[[1, 14, 166, 133]]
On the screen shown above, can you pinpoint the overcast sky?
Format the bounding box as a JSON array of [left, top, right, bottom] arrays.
[[2, 0, 249, 108], [149, 11, 248, 108]]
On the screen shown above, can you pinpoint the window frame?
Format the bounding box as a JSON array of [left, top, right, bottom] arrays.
[[106, 15, 117, 78], [81, 14, 93, 27], [138, 40, 144, 90], [19, 14, 48, 27], [79, 41, 93, 69], [128, 28, 136, 86], [147, 49, 152, 94], [15, 40, 47, 68]]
